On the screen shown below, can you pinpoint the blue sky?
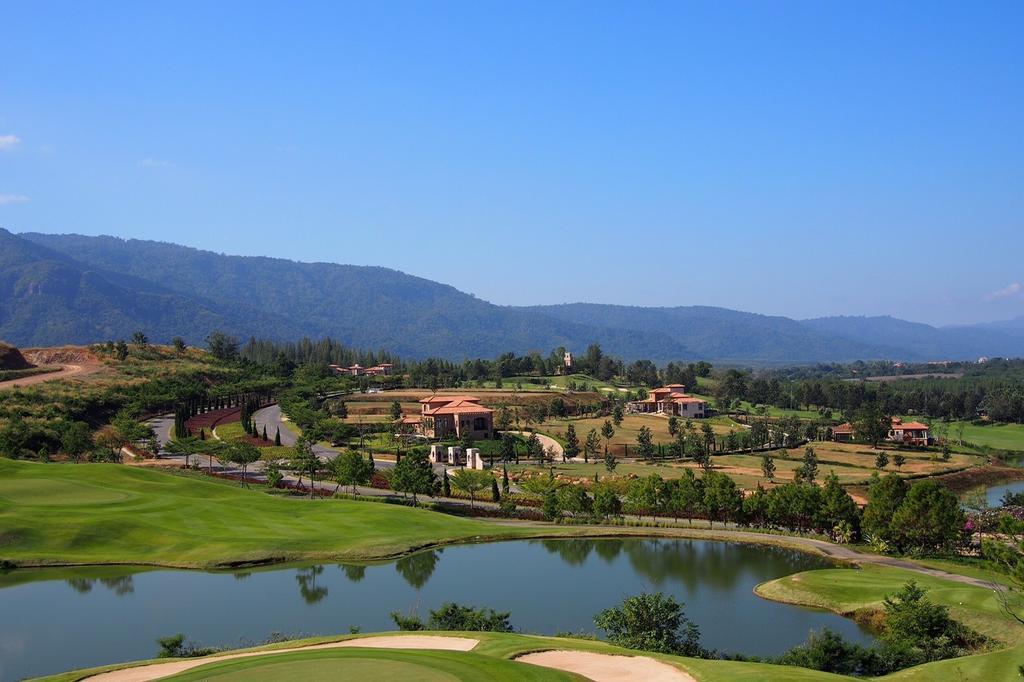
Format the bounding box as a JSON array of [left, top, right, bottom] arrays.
[[1, 1, 1022, 325]]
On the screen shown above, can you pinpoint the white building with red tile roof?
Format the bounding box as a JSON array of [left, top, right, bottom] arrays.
[[628, 385, 707, 418]]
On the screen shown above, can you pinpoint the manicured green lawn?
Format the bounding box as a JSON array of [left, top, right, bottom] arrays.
[[161, 648, 576, 682], [941, 420, 1024, 453], [39, 631, 857, 682], [0, 459, 539, 568], [756, 563, 1024, 646], [213, 420, 295, 459]]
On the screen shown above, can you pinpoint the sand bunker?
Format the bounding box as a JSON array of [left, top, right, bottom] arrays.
[[517, 650, 696, 682], [83, 635, 479, 682]]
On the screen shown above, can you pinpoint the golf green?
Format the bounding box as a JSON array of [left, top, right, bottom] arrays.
[[159, 648, 578, 681]]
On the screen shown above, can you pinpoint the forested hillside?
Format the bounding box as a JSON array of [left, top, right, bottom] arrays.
[[3, 229, 1023, 363]]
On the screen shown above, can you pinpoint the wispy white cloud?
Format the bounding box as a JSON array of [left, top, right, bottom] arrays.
[[140, 158, 173, 168], [0, 193, 30, 205], [983, 282, 1023, 302], [0, 134, 20, 151]]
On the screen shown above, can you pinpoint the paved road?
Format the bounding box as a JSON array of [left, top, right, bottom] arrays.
[[251, 403, 406, 468], [506, 430, 569, 461]]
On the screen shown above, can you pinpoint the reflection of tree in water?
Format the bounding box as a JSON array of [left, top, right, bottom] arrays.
[[295, 565, 328, 604], [233, 571, 252, 581], [617, 539, 824, 592], [100, 575, 135, 595], [594, 539, 624, 563], [66, 577, 93, 594], [538, 539, 595, 566], [66, 575, 136, 596], [339, 564, 366, 583], [395, 549, 440, 589]]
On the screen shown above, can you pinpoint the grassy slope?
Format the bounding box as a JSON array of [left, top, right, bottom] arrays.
[[757, 563, 1024, 681], [0, 459, 540, 568]]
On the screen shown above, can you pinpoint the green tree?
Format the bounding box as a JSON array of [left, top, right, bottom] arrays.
[[890, 481, 965, 553], [526, 431, 544, 465], [800, 447, 819, 484], [636, 426, 656, 461], [556, 484, 592, 516], [594, 593, 704, 657], [274, 427, 282, 446], [131, 331, 149, 348], [593, 485, 622, 518], [875, 451, 889, 469], [333, 450, 374, 494], [224, 442, 261, 487], [60, 421, 93, 462], [701, 423, 716, 455], [819, 472, 860, 541], [165, 436, 202, 469], [702, 471, 742, 528], [171, 337, 187, 354], [675, 469, 704, 525], [893, 453, 906, 471], [627, 474, 663, 521], [391, 451, 438, 503], [855, 406, 892, 449], [584, 428, 601, 464], [542, 489, 559, 521], [612, 403, 624, 427], [604, 449, 618, 473], [290, 438, 322, 498], [601, 420, 615, 449], [490, 477, 500, 502], [448, 469, 493, 509], [501, 465, 510, 494], [564, 423, 580, 461], [862, 474, 908, 546], [667, 416, 679, 437], [761, 454, 776, 482], [205, 330, 239, 361], [114, 340, 129, 361], [390, 400, 402, 421]]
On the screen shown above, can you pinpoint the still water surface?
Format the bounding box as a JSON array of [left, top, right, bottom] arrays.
[[0, 538, 873, 680]]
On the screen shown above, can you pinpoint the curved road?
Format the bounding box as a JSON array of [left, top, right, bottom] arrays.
[[505, 430, 568, 461]]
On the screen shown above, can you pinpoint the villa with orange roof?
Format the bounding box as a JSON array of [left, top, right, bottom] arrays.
[[627, 385, 707, 418], [832, 417, 931, 446], [411, 395, 494, 440]]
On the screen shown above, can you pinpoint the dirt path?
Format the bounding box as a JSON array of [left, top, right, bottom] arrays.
[[0, 364, 88, 390], [518, 650, 694, 682], [82, 635, 479, 682]]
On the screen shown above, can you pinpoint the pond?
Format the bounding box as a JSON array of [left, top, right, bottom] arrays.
[[978, 480, 1024, 507], [0, 538, 873, 680]]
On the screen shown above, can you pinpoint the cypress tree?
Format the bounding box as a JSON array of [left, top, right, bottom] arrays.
[[262, 424, 268, 440], [491, 478, 500, 502], [443, 469, 451, 497], [502, 466, 510, 494], [275, 427, 281, 446]]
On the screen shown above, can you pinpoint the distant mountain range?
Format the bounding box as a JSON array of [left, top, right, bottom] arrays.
[[1, 228, 1021, 364]]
